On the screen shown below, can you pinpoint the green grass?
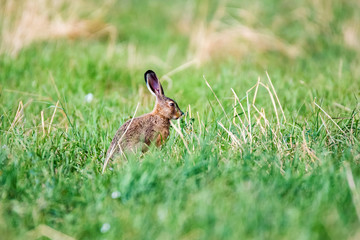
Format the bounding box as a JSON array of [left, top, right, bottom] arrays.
[[1, 0, 360, 239]]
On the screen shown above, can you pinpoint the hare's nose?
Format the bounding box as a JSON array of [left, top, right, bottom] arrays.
[[181, 111, 184, 116]]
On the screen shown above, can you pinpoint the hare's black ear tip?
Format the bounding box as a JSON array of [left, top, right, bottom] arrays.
[[145, 70, 155, 75], [144, 70, 156, 82], [144, 70, 155, 77]]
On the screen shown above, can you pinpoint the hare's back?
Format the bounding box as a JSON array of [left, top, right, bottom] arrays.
[[106, 113, 167, 157], [113, 114, 155, 146]]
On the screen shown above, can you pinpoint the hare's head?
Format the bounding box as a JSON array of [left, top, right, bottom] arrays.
[[145, 70, 184, 120]]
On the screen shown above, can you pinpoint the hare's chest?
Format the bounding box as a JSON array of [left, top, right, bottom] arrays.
[[147, 119, 169, 147], [154, 128, 169, 147]]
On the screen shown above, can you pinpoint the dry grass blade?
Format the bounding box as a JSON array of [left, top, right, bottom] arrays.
[[252, 105, 270, 129], [228, 74, 288, 153], [102, 102, 140, 174], [49, 72, 61, 100], [197, 112, 202, 136], [231, 88, 250, 126], [26, 224, 75, 240], [301, 127, 318, 162], [9, 101, 24, 130], [231, 88, 250, 142], [333, 102, 352, 112], [252, 77, 261, 105], [218, 121, 243, 151], [204, 75, 231, 123], [170, 121, 191, 154], [246, 92, 252, 143], [161, 59, 198, 82], [41, 110, 45, 137], [258, 82, 280, 127], [314, 101, 346, 135], [48, 101, 59, 135], [266, 71, 286, 123], [319, 115, 335, 145], [344, 162, 360, 222], [232, 93, 247, 143], [4, 89, 49, 100]]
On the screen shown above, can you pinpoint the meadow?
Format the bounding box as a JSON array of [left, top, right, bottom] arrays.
[[1, 0, 360, 239]]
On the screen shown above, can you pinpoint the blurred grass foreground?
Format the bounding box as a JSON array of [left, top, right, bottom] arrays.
[[1, 0, 360, 239]]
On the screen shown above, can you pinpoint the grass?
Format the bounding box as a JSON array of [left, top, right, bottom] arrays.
[[1, 0, 360, 239]]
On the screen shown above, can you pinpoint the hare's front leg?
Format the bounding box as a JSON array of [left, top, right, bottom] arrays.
[[155, 130, 169, 147]]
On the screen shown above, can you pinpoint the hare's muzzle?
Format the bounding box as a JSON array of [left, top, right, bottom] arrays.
[[174, 110, 184, 119]]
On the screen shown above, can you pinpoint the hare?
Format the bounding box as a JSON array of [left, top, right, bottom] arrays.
[[103, 70, 183, 171]]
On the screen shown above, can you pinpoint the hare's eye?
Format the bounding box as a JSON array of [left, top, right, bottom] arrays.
[[169, 102, 175, 107]]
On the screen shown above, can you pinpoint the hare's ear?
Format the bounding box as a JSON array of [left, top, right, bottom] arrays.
[[144, 70, 164, 97]]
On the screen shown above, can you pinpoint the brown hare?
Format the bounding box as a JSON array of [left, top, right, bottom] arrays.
[[103, 70, 183, 172]]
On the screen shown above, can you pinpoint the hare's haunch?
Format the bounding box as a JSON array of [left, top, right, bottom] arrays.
[[103, 70, 183, 170]]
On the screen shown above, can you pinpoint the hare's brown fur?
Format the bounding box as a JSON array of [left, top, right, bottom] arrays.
[[106, 108, 170, 156], [105, 71, 183, 161]]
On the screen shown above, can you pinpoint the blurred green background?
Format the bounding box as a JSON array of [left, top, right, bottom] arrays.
[[1, 0, 360, 239]]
